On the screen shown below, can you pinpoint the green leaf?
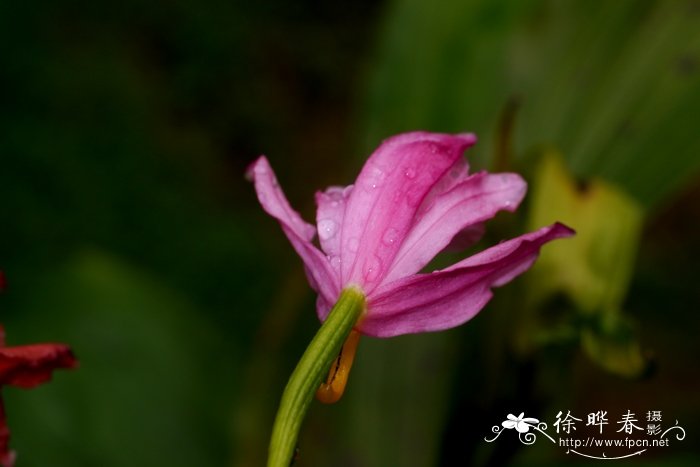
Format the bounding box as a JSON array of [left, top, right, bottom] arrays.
[[526, 150, 644, 315]]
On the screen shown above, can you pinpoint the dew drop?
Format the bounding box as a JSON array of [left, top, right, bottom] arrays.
[[404, 167, 416, 179], [329, 255, 341, 269], [318, 219, 337, 240], [363, 255, 383, 283], [363, 165, 385, 190], [405, 186, 424, 206], [382, 228, 399, 245]]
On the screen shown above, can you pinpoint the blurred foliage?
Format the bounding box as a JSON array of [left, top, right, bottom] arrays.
[[0, 0, 698, 466], [522, 150, 647, 377], [5, 251, 226, 466], [526, 151, 644, 316], [360, 0, 700, 209]]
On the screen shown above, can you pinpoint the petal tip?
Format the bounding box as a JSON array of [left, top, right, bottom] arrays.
[[381, 131, 478, 153], [244, 155, 270, 182], [457, 132, 478, 147], [551, 222, 576, 237]]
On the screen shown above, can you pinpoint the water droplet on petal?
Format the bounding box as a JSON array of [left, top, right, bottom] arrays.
[[363, 255, 383, 283], [382, 228, 399, 245], [329, 255, 341, 269], [318, 219, 337, 240], [363, 165, 385, 190], [405, 185, 424, 206], [347, 237, 359, 253], [404, 167, 416, 179]]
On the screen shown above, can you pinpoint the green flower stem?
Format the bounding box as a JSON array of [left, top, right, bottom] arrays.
[[267, 287, 366, 467]]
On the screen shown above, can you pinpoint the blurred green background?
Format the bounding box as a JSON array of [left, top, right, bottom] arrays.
[[1, 0, 699, 466]]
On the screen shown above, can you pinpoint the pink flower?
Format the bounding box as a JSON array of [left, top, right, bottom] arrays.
[[0, 325, 77, 467], [249, 131, 573, 337]]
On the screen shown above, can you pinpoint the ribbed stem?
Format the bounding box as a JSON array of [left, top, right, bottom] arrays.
[[267, 287, 365, 467]]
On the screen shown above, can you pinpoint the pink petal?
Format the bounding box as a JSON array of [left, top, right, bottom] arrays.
[[249, 156, 340, 304], [315, 185, 353, 275], [420, 155, 471, 206], [359, 223, 574, 337], [442, 224, 486, 252], [315, 294, 333, 322], [339, 132, 477, 292], [383, 171, 527, 282]]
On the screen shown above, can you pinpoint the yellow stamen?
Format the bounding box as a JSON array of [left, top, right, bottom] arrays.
[[315, 329, 361, 404]]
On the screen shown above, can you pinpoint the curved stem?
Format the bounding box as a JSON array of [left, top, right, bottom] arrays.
[[267, 287, 365, 467]]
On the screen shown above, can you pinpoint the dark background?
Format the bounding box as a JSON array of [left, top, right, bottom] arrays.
[[1, 0, 699, 466]]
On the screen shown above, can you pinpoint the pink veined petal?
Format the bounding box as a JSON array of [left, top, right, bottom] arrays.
[[315, 294, 334, 322], [249, 156, 340, 305], [419, 154, 471, 208], [315, 185, 353, 277], [383, 171, 527, 283], [359, 223, 575, 337], [442, 223, 486, 252], [340, 131, 477, 292], [247, 157, 315, 241], [402, 154, 481, 256]]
